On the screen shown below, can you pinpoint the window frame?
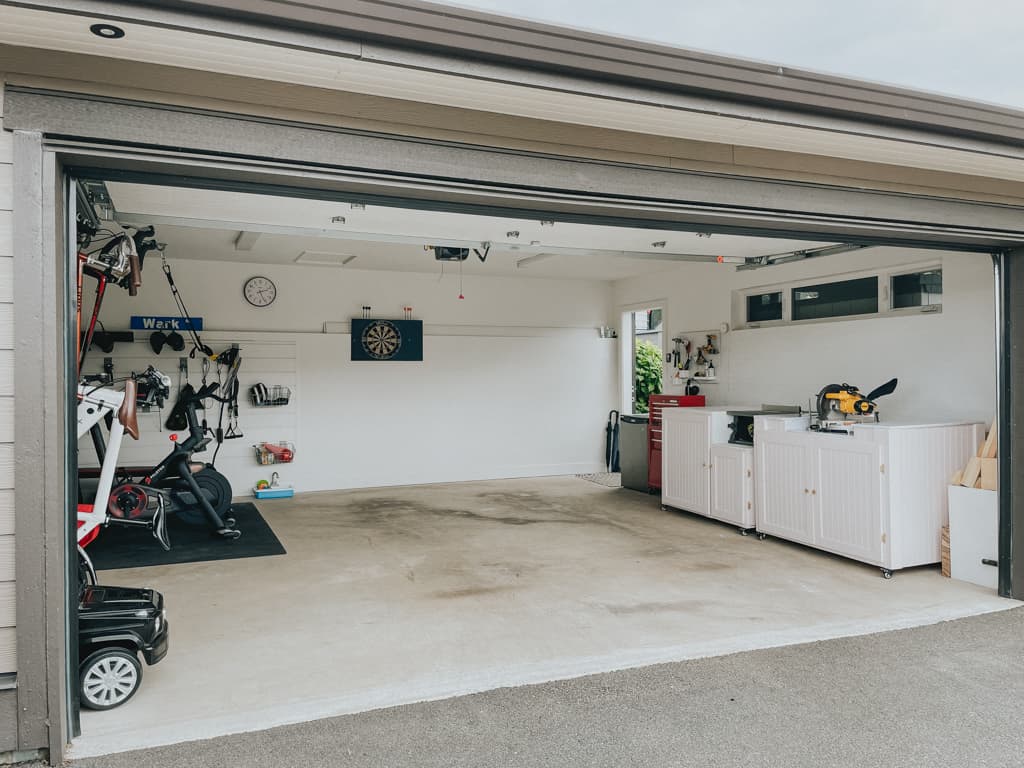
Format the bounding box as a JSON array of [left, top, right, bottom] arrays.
[[886, 265, 944, 315], [733, 260, 943, 330]]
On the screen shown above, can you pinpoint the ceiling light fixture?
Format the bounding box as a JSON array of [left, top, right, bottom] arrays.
[[89, 23, 126, 39], [696, 232, 713, 238], [530, 240, 541, 246], [516, 253, 556, 269], [506, 231, 520, 239], [539, 220, 555, 227], [651, 241, 667, 248], [331, 216, 346, 224], [350, 203, 366, 210]]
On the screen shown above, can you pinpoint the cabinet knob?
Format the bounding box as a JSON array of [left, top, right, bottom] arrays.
[[811, 489, 817, 495], [804, 488, 809, 494]]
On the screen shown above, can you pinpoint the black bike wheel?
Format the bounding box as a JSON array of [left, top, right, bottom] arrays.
[[175, 467, 233, 526]]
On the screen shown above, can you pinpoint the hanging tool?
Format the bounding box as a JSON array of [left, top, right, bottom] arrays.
[[161, 251, 213, 359]]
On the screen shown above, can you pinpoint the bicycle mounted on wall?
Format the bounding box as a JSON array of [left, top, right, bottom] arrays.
[[76, 208, 243, 554]]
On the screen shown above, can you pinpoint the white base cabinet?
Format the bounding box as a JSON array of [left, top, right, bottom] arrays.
[[755, 417, 983, 573], [662, 408, 755, 530], [710, 443, 755, 529]]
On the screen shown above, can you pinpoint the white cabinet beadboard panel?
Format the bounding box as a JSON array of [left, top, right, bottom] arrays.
[[661, 413, 709, 515], [710, 443, 754, 529], [885, 424, 984, 568], [815, 440, 883, 566], [0, 628, 14, 674], [757, 436, 813, 545]]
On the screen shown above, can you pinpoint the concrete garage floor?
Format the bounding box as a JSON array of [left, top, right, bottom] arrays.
[[73, 476, 1014, 757]]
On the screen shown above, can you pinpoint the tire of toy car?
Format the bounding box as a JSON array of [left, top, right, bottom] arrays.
[[80, 648, 143, 710]]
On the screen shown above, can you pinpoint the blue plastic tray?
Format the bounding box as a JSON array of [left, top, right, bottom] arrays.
[[253, 487, 295, 499]]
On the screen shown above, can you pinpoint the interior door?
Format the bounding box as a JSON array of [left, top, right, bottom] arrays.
[[757, 434, 813, 543], [814, 440, 884, 565]]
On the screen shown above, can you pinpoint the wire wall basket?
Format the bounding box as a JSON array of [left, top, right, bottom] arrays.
[[249, 384, 292, 407], [254, 441, 296, 465]]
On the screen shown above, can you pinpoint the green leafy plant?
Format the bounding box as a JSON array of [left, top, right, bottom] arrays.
[[634, 340, 663, 413]]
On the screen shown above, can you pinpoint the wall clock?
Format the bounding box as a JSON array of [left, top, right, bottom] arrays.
[[243, 276, 277, 307]]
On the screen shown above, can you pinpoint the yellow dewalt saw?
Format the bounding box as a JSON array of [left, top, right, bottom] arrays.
[[814, 378, 898, 432]]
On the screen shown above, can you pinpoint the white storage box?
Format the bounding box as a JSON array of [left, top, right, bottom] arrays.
[[947, 485, 998, 590]]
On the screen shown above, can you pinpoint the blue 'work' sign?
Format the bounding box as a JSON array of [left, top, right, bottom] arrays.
[[130, 316, 203, 331]]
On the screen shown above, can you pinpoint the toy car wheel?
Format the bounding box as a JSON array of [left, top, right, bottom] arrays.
[[80, 649, 142, 710]]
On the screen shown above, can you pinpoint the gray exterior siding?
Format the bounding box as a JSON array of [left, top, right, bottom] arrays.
[[0, 80, 14, 676]]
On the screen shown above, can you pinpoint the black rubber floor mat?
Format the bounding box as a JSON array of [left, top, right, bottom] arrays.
[[86, 502, 286, 571]]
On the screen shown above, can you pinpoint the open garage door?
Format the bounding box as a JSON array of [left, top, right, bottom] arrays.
[[6, 88, 1022, 760]]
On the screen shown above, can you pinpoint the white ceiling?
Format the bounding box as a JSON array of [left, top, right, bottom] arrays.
[[103, 181, 838, 281]]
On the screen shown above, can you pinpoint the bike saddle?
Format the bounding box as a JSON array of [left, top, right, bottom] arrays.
[[119, 380, 140, 440]]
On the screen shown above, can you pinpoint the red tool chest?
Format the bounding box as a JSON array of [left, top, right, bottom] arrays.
[[648, 394, 706, 490]]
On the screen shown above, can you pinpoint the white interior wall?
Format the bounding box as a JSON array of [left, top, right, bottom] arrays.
[[613, 248, 996, 424], [84, 257, 617, 494]]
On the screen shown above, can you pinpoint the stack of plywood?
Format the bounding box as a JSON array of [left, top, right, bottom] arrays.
[[940, 525, 951, 577], [951, 419, 998, 491]]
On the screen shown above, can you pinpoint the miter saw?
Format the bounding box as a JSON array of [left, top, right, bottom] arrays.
[[812, 378, 898, 433]]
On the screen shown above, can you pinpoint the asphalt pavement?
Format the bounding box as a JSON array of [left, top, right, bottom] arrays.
[[71, 606, 1024, 768]]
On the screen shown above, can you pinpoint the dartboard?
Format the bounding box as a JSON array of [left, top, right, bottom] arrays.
[[361, 320, 402, 360]]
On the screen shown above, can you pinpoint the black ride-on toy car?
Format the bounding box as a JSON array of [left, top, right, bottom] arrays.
[[78, 584, 169, 710]]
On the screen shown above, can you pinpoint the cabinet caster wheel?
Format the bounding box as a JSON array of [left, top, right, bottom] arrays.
[[739, 529, 750, 537], [757, 532, 768, 541], [661, 505, 668, 511], [881, 569, 893, 579]]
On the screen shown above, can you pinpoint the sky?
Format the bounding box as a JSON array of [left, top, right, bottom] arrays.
[[442, 0, 1024, 109]]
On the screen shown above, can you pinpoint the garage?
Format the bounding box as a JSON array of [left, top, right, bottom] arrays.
[[4, 2, 1024, 764], [58, 171, 1008, 756]]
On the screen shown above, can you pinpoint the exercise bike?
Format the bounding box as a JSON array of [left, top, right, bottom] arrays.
[[105, 379, 241, 538], [77, 368, 173, 585]]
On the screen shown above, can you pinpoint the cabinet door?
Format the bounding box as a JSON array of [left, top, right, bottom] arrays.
[[813, 440, 883, 565], [757, 437, 813, 543], [710, 445, 752, 528], [662, 416, 710, 515]]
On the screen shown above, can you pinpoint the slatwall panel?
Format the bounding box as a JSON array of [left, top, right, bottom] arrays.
[[78, 332, 298, 496]]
